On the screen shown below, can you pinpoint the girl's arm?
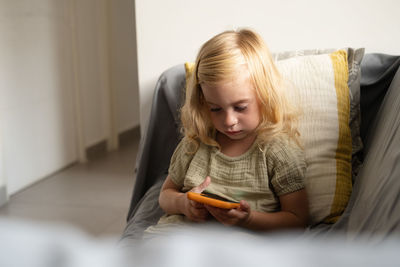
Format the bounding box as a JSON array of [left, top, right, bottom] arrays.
[[205, 189, 309, 231], [244, 189, 309, 230], [159, 175, 211, 222]]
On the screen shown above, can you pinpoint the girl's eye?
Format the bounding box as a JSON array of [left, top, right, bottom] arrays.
[[210, 107, 221, 112], [235, 106, 247, 112]]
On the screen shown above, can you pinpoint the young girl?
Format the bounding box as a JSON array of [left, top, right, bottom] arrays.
[[149, 29, 308, 234]]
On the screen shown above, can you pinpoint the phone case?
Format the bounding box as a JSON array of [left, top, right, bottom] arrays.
[[187, 192, 240, 209]]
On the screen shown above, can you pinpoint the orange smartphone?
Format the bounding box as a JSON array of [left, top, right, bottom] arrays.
[[187, 192, 240, 209]]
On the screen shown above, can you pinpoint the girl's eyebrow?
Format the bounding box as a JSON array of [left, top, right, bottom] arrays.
[[206, 99, 250, 106], [233, 99, 251, 105]]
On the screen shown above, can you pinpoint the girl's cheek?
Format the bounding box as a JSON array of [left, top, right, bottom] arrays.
[[210, 116, 220, 127]]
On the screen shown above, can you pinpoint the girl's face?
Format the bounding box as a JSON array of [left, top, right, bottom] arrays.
[[201, 68, 261, 142]]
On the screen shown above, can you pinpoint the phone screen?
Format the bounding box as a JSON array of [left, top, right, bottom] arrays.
[[201, 192, 239, 203]]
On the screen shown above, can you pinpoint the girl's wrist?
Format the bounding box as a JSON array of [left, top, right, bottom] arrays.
[[177, 192, 188, 215], [238, 210, 253, 228], [161, 190, 186, 215]]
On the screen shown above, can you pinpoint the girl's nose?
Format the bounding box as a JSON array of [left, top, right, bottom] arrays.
[[224, 111, 238, 127]]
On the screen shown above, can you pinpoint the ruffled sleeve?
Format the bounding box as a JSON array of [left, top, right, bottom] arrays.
[[266, 138, 306, 196], [168, 137, 197, 187]]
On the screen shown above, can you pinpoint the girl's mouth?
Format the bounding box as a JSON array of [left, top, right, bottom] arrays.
[[226, 130, 241, 135]]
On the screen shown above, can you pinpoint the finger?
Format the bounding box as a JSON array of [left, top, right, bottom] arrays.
[[191, 208, 209, 221], [207, 208, 233, 225], [205, 205, 229, 220], [190, 200, 204, 209], [205, 205, 230, 215], [205, 206, 222, 220], [204, 204, 219, 213], [227, 208, 246, 219], [239, 200, 250, 212], [204, 205, 230, 217], [192, 176, 211, 193], [207, 205, 243, 220], [194, 208, 208, 218]]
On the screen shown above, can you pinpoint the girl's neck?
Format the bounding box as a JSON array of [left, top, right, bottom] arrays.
[[216, 131, 257, 157]]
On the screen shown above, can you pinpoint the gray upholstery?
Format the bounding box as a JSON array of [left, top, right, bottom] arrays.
[[310, 61, 400, 240], [360, 54, 400, 145], [122, 54, 400, 243], [344, 66, 400, 237], [126, 65, 184, 222]]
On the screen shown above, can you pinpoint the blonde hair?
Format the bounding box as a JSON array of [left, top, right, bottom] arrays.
[[181, 29, 301, 150]]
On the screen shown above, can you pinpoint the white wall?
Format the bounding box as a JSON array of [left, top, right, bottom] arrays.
[[135, 0, 400, 132], [109, 0, 140, 135], [74, 0, 139, 148], [0, 0, 139, 196], [0, 0, 78, 195]]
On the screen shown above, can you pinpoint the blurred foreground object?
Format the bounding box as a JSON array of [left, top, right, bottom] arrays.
[[1, 218, 400, 267]]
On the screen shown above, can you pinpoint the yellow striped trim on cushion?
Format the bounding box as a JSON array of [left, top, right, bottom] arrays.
[[325, 50, 353, 223]]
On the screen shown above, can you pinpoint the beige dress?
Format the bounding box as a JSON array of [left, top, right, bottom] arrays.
[[144, 135, 306, 235]]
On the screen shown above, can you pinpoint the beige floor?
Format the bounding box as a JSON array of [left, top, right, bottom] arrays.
[[0, 131, 139, 240]]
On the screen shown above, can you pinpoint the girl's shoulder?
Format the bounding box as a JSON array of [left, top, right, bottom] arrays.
[[176, 136, 198, 154], [169, 137, 201, 176], [258, 135, 305, 164], [177, 136, 212, 155], [258, 134, 298, 149]]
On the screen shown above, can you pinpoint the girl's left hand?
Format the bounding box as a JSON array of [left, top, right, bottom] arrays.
[[205, 200, 251, 227]]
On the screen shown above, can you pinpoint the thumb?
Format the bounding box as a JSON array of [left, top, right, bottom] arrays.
[[239, 200, 251, 212], [192, 176, 211, 193]]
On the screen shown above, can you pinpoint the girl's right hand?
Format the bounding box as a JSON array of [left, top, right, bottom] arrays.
[[183, 176, 211, 222]]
